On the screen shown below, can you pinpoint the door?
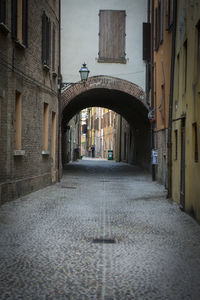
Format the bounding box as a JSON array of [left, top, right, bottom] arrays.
[[180, 119, 185, 210]]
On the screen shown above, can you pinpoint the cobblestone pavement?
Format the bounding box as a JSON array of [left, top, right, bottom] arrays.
[[0, 160, 200, 300]]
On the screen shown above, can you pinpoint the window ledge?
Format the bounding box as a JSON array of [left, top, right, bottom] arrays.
[[13, 150, 25, 156], [98, 57, 126, 64], [43, 64, 50, 72], [15, 40, 26, 49], [0, 22, 9, 34], [42, 150, 50, 155]]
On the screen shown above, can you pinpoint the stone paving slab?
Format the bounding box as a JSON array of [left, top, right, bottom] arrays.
[[0, 160, 200, 299]]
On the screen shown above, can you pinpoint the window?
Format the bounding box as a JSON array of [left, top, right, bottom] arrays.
[[193, 123, 198, 163], [0, 0, 6, 24], [175, 130, 178, 160], [15, 92, 22, 150], [166, 0, 174, 30], [52, 23, 56, 73], [98, 10, 126, 64], [155, 7, 159, 50], [177, 54, 180, 98], [160, 0, 163, 44], [197, 21, 200, 71], [183, 40, 187, 93], [43, 103, 49, 151], [155, 1, 163, 50], [12, 0, 28, 46], [143, 22, 151, 61], [51, 112, 56, 160], [42, 11, 51, 68]]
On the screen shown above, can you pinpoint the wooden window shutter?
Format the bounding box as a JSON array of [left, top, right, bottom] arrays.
[[11, 0, 17, 39], [166, 0, 170, 30], [155, 7, 159, 50], [0, 0, 6, 23], [160, 0, 163, 44], [52, 24, 55, 71], [143, 23, 151, 61], [22, 0, 28, 46], [46, 19, 51, 66], [42, 11, 47, 64], [98, 10, 126, 63]]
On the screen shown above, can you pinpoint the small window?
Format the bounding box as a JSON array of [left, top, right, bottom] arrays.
[[175, 130, 178, 160], [15, 92, 22, 150], [98, 10, 126, 64], [43, 103, 49, 151], [12, 0, 28, 46], [183, 40, 187, 93], [193, 123, 198, 163], [42, 11, 51, 68]]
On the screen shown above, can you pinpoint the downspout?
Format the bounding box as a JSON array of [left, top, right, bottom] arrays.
[[58, 0, 62, 181], [151, 0, 156, 181], [167, 0, 177, 198]]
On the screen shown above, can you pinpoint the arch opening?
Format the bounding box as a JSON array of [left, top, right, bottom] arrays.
[[61, 76, 151, 171]]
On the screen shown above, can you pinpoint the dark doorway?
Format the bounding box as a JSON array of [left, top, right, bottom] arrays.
[[180, 118, 185, 210]]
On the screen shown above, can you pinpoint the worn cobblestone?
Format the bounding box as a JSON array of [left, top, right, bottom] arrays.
[[0, 160, 200, 299]]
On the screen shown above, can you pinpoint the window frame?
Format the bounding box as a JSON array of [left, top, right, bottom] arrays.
[[11, 0, 28, 47], [42, 10, 51, 69]]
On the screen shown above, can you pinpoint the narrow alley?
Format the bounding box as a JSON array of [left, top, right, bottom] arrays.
[[0, 160, 200, 300]]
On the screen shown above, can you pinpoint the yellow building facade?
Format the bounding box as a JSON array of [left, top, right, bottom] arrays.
[[172, 0, 200, 221]]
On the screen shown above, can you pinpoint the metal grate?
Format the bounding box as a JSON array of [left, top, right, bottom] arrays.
[[92, 238, 116, 244]]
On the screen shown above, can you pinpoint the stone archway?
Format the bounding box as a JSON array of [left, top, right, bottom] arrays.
[[61, 75, 147, 116], [60, 75, 150, 173]]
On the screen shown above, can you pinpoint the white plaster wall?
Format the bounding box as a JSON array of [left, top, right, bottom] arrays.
[[61, 0, 147, 90]]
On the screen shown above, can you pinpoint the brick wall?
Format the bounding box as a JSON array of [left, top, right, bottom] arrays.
[[0, 0, 60, 204]]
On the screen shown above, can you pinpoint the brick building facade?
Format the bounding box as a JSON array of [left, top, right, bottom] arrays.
[[0, 0, 60, 204]]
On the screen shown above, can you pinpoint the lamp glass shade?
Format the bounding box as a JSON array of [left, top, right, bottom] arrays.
[[79, 63, 90, 82]]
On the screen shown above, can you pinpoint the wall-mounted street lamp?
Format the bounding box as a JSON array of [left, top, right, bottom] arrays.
[[61, 63, 90, 90]]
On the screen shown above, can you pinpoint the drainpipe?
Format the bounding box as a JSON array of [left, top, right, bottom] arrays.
[[58, 0, 62, 181], [151, 0, 156, 181], [167, 0, 177, 198]]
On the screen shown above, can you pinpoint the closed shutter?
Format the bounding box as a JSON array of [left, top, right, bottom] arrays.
[[155, 7, 159, 51], [0, 0, 6, 23], [46, 19, 51, 66], [52, 24, 55, 71], [166, 0, 170, 30], [42, 11, 47, 64], [160, 0, 163, 44], [143, 23, 151, 61], [22, 0, 28, 46], [11, 0, 17, 39], [99, 10, 126, 63]]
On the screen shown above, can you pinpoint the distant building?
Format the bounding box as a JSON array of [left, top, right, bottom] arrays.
[[0, 0, 60, 204]]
